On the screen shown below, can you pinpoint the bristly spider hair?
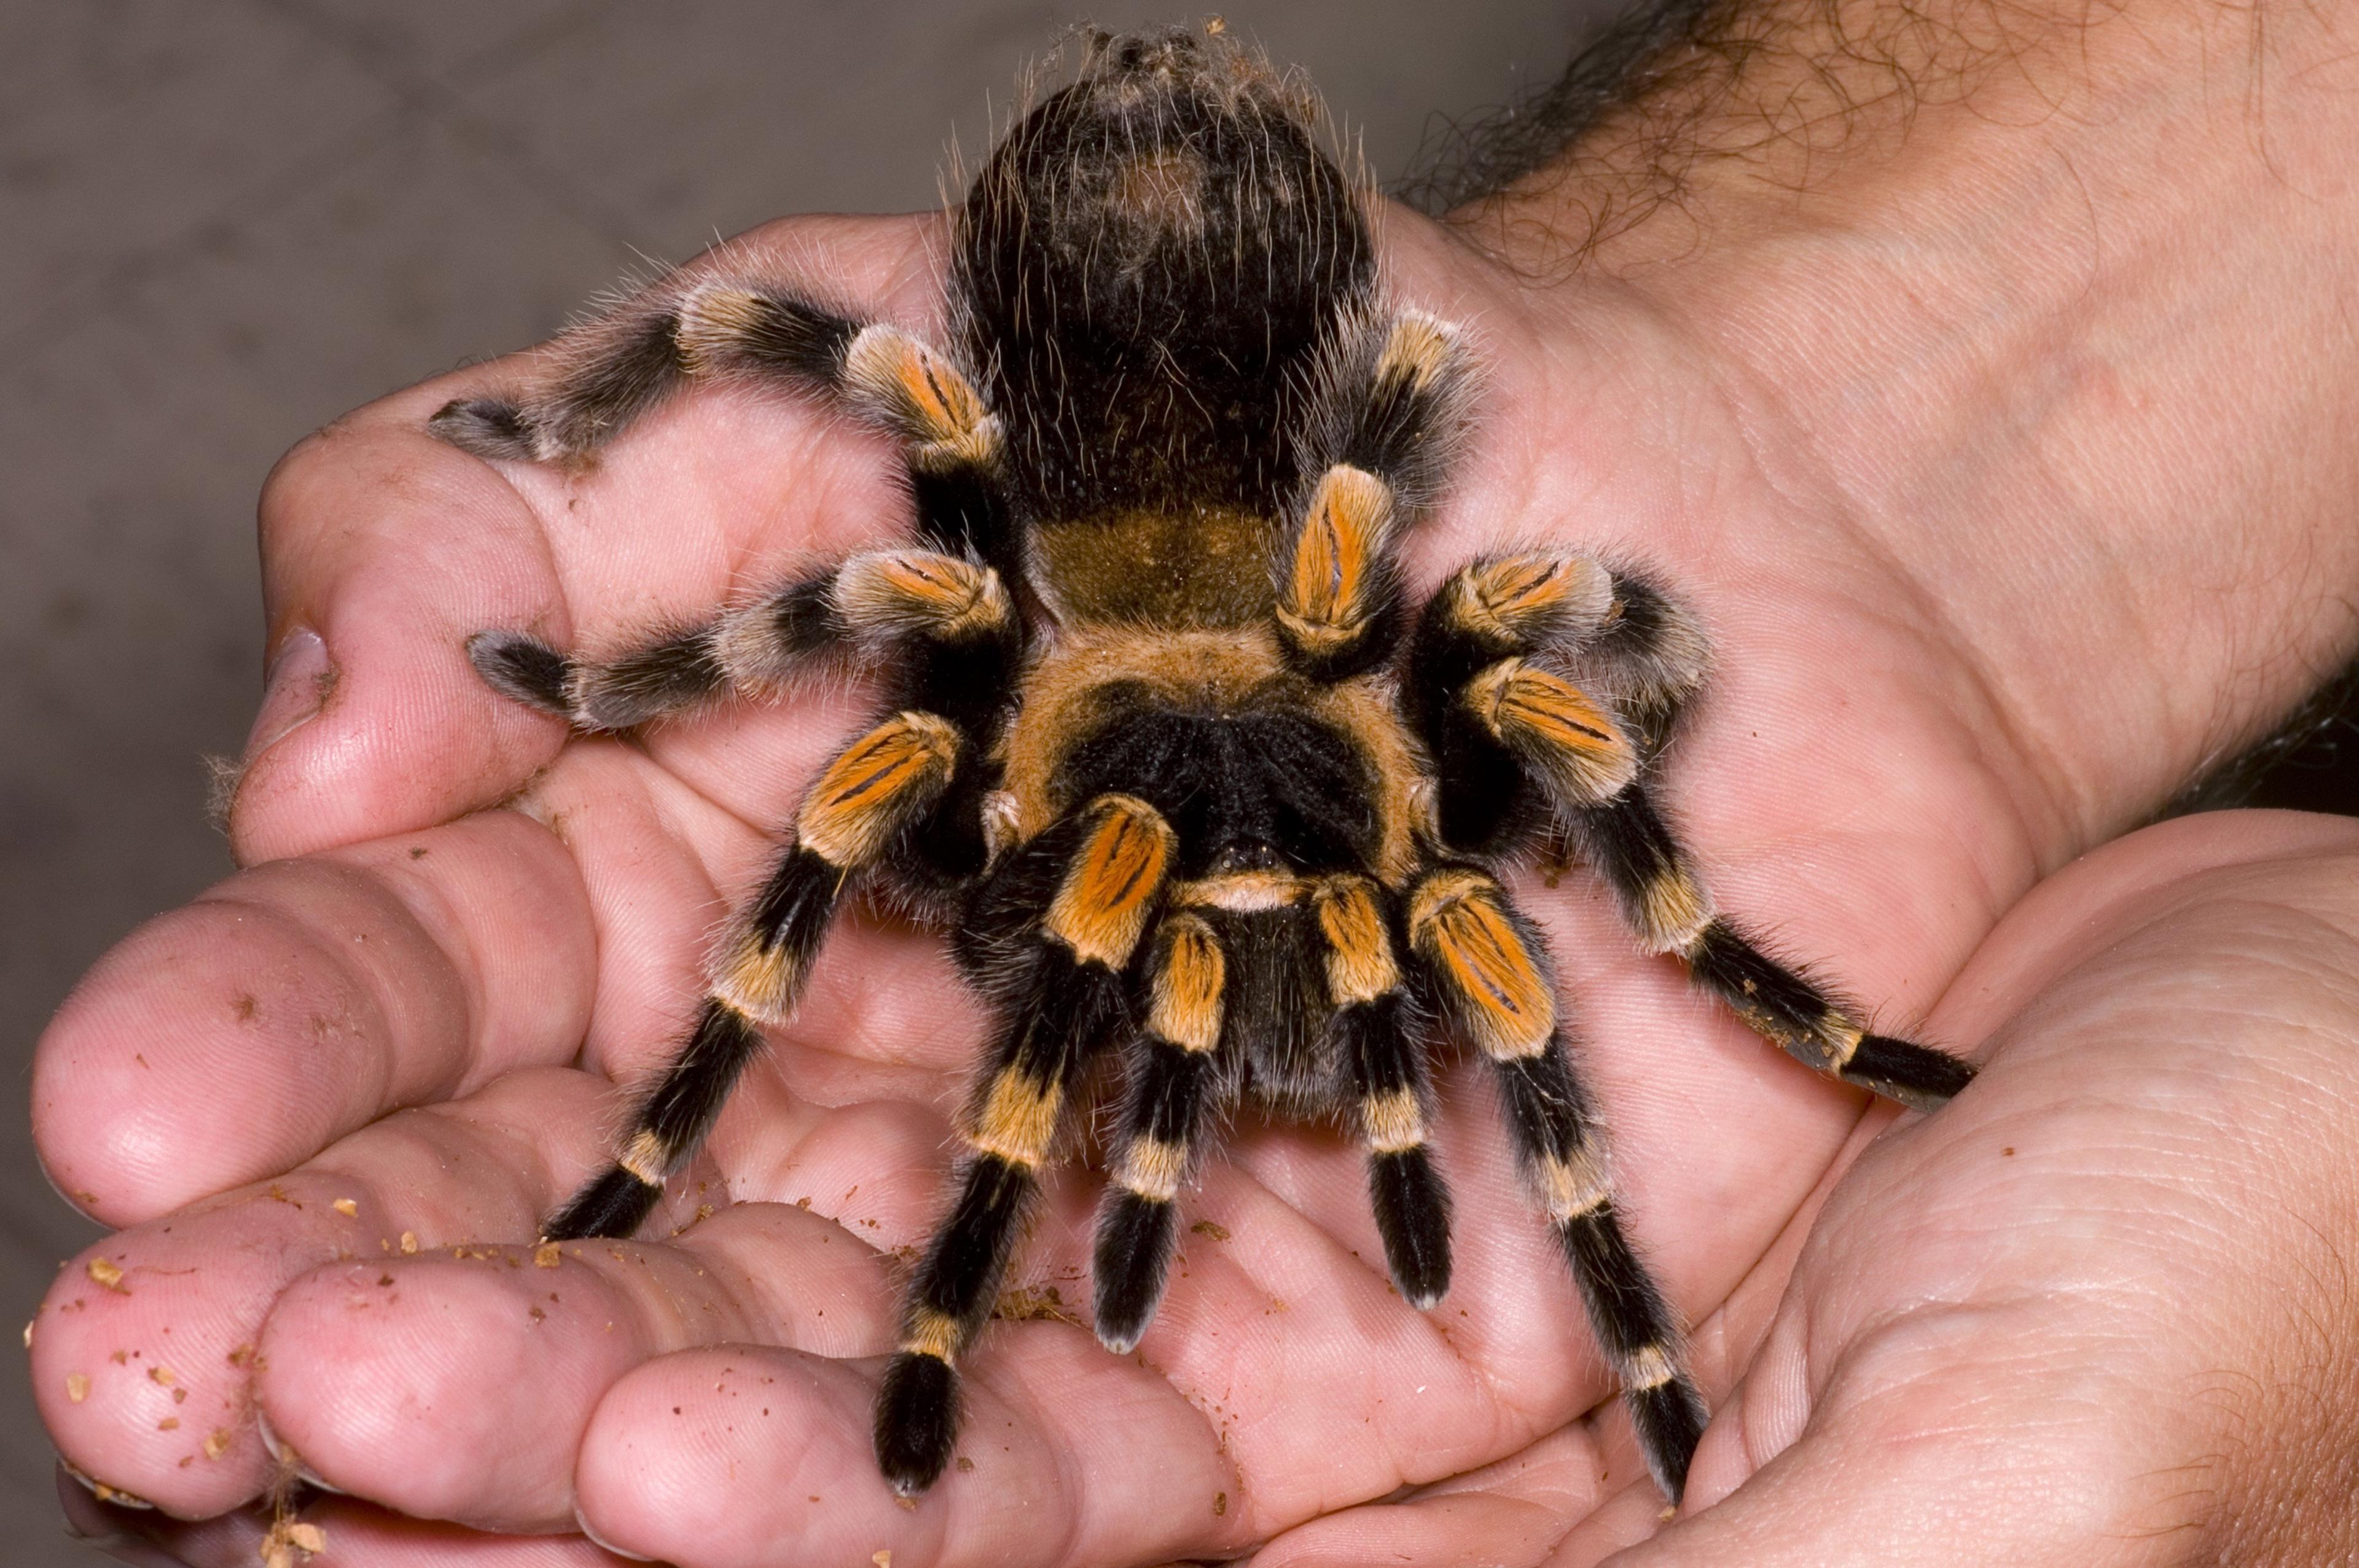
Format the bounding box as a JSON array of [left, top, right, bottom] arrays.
[[430, 23, 1975, 1505]]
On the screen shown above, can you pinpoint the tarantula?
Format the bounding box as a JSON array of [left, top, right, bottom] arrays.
[[430, 25, 1975, 1504]]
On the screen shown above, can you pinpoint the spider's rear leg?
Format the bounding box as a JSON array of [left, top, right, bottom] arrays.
[[440, 275, 1018, 682], [1406, 865, 1708, 1504], [877, 794, 1176, 1495], [1313, 875, 1452, 1307], [1273, 312, 1474, 682], [431, 281, 858, 462], [544, 708, 961, 1240], [471, 546, 1014, 733], [430, 280, 1001, 505], [1409, 553, 1975, 1110]]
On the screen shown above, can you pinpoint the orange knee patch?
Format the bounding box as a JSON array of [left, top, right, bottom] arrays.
[[674, 284, 777, 375], [900, 1307, 961, 1362], [1466, 658, 1636, 806], [1633, 864, 1713, 956], [1114, 1136, 1188, 1201], [618, 1129, 672, 1187], [1313, 877, 1398, 1006], [842, 325, 1001, 469], [1443, 552, 1612, 649], [834, 550, 1010, 643], [1046, 796, 1175, 967], [796, 711, 960, 868], [1537, 1141, 1612, 1220], [1148, 916, 1225, 1053], [1409, 870, 1555, 1059], [1277, 464, 1394, 655], [709, 929, 809, 1024], [1373, 311, 1460, 396]]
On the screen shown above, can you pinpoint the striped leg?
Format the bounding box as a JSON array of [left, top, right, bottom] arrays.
[[471, 545, 1017, 733], [1273, 313, 1474, 682], [544, 710, 960, 1241], [1563, 787, 1974, 1110], [1407, 866, 1707, 1504], [441, 275, 1021, 715], [1409, 553, 1975, 1111], [877, 795, 1175, 1495], [1093, 913, 1227, 1352], [1312, 875, 1452, 1307]]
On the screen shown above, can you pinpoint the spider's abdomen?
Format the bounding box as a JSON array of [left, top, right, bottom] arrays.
[[957, 28, 1373, 566]]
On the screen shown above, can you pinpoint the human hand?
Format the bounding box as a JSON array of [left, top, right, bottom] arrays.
[[28, 1, 2359, 1559], [1253, 808, 2359, 1565], [22, 197, 2043, 1563]]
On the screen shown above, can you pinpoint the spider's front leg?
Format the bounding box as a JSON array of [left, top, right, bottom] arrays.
[[1089, 876, 1451, 1354], [876, 794, 1176, 1495], [1313, 875, 1453, 1308], [1409, 552, 1976, 1110], [1091, 911, 1227, 1353], [1405, 863, 1708, 1502]]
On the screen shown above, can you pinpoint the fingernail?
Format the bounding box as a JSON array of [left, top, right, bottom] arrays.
[[245, 628, 333, 759], [254, 1412, 345, 1496], [56, 1455, 154, 1510], [576, 1507, 660, 1562]]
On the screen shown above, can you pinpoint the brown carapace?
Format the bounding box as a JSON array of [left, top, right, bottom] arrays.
[[434, 26, 1974, 1505]]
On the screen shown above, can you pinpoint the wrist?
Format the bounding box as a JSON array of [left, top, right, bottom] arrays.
[[1471, 0, 2359, 859]]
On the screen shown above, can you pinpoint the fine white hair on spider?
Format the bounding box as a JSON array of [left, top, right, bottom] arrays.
[[431, 20, 1976, 1505]]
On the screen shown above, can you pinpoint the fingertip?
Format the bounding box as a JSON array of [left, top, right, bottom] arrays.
[[32, 1230, 280, 1519], [256, 1249, 643, 1534], [578, 1348, 949, 1567], [31, 899, 381, 1225], [237, 419, 572, 864]]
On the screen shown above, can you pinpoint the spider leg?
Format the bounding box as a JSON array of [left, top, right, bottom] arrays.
[[543, 709, 961, 1240], [877, 794, 1176, 1496], [1409, 554, 1975, 1110], [471, 546, 1016, 732], [434, 273, 1016, 572], [1406, 864, 1708, 1504], [1312, 875, 1452, 1307], [1273, 311, 1474, 682], [1091, 912, 1226, 1352]]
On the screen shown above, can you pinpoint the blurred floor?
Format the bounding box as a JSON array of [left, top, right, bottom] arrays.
[[0, 0, 1599, 1554]]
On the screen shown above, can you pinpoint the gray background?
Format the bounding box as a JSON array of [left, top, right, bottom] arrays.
[[0, 1, 1602, 1553]]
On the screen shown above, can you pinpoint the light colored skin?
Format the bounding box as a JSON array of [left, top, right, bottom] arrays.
[[31, 0, 2359, 1561]]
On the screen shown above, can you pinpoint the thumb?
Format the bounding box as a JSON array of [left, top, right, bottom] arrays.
[[1602, 1324, 2153, 1568]]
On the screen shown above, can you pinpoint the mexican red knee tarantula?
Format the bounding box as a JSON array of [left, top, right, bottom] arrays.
[[431, 25, 1974, 1504]]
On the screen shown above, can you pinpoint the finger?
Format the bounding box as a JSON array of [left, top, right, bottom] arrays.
[[31, 1066, 612, 1520], [237, 1072, 972, 1536], [33, 810, 595, 1225], [1245, 1424, 1607, 1568], [574, 1335, 1248, 1568], [566, 1141, 1600, 1568], [1611, 811, 2359, 1566], [60, 1481, 636, 1568], [251, 1198, 900, 1534], [1592, 1338, 2162, 1568], [231, 213, 945, 865]]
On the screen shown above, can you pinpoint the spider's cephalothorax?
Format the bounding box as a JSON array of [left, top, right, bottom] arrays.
[[433, 26, 1976, 1505]]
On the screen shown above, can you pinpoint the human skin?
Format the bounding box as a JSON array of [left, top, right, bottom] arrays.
[[26, 0, 2359, 1562]]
